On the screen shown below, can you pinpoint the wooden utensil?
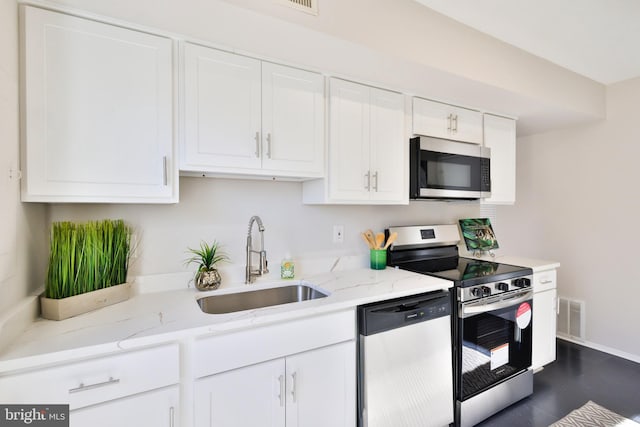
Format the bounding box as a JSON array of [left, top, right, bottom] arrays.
[[375, 232, 385, 249], [361, 232, 374, 249], [383, 231, 398, 250], [364, 229, 376, 248]]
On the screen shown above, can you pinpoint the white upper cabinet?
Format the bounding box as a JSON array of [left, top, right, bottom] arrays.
[[326, 79, 371, 202], [181, 43, 324, 178], [21, 6, 176, 203], [482, 114, 516, 204], [412, 97, 483, 144], [183, 44, 262, 170], [303, 78, 407, 204]]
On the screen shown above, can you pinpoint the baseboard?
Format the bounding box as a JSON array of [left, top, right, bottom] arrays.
[[557, 336, 640, 364]]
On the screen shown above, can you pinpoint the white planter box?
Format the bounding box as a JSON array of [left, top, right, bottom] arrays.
[[40, 283, 132, 321]]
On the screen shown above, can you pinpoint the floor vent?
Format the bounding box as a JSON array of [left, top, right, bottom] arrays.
[[277, 0, 318, 15], [557, 297, 586, 341]]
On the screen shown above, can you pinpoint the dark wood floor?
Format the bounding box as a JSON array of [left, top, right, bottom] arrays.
[[477, 339, 640, 426]]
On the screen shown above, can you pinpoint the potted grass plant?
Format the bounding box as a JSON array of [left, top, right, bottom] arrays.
[[185, 240, 229, 291], [40, 219, 134, 320]]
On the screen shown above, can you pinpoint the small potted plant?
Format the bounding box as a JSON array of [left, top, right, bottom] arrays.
[[185, 240, 230, 291]]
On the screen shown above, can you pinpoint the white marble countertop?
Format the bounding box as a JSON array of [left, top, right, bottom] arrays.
[[494, 256, 560, 272], [0, 267, 452, 374]]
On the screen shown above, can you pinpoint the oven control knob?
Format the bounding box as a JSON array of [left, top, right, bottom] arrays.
[[471, 287, 483, 298], [496, 282, 509, 291], [513, 278, 531, 288]]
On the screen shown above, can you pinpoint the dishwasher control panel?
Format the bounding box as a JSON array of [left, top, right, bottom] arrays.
[[358, 290, 451, 336]]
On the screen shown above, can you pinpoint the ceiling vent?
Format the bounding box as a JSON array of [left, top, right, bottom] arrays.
[[277, 0, 318, 15]]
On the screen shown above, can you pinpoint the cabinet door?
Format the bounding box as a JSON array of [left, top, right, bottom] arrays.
[[369, 88, 406, 203], [285, 341, 356, 427], [194, 359, 286, 427], [328, 79, 370, 201], [70, 386, 178, 427], [451, 105, 483, 144], [412, 98, 452, 140], [21, 6, 175, 203], [183, 43, 262, 171], [412, 98, 482, 144], [261, 63, 324, 176], [532, 288, 557, 370], [482, 114, 516, 204]]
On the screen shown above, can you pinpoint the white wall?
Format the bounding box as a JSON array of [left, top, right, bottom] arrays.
[[49, 177, 480, 285], [497, 76, 640, 360], [0, 0, 48, 343]]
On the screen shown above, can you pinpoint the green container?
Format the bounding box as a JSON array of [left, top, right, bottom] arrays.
[[370, 249, 387, 270]]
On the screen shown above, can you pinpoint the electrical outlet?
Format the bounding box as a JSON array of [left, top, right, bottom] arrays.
[[333, 225, 344, 244]]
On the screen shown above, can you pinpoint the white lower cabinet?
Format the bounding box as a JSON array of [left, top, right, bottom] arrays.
[[532, 268, 558, 370], [0, 344, 180, 424], [194, 342, 355, 427], [193, 310, 356, 427], [70, 386, 178, 427]]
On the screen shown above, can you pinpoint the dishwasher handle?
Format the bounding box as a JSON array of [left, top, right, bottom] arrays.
[[369, 300, 429, 314], [358, 290, 451, 336]]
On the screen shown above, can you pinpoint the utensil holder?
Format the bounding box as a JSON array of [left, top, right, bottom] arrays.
[[370, 249, 387, 270]]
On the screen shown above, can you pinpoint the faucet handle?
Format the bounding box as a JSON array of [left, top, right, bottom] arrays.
[[260, 251, 269, 274]]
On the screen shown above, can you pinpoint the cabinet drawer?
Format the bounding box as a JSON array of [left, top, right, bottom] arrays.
[[0, 344, 179, 410], [194, 309, 355, 378], [534, 269, 557, 293]]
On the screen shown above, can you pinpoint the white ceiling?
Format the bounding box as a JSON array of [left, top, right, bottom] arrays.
[[414, 0, 640, 84]]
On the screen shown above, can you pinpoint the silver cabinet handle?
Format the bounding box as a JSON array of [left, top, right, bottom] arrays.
[[540, 279, 554, 284], [266, 133, 272, 158], [364, 171, 371, 191], [290, 372, 297, 403], [452, 114, 458, 133], [169, 406, 175, 427], [447, 113, 452, 132], [372, 171, 379, 192], [162, 156, 168, 186], [69, 377, 120, 393], [278, 374, 285, 407], [255, 132, 261, 158]]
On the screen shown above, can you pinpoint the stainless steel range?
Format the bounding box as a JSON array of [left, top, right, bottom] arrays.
[[386, 224, 534, 427]]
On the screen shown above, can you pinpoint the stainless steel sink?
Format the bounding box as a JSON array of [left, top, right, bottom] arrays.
[[197, 284, 329, 314]]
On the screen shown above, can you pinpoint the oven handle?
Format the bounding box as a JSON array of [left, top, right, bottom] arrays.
[[459, 290, 532, 318]]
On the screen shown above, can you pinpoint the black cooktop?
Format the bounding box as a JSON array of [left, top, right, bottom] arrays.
[[396, 256, 532, 287]]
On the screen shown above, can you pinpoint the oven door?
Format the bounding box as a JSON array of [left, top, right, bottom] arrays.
[[410, 136, 491, 199], [456, 289, 533, 401]]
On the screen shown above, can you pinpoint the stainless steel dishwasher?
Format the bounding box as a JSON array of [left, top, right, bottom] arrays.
[[357, 290, 453, 427]]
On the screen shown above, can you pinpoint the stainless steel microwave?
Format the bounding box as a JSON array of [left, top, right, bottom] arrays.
[[410, 136, 491, 200]]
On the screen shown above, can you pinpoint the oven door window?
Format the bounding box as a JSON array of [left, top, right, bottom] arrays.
[[459, 299, 532, 400], [421, 150, 483, 192]]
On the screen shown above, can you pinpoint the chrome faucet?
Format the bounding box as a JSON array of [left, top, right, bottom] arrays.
[[245, 215, 268, 284]]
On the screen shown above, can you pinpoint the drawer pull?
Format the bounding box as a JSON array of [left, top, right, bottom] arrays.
[[539, 279, 553, 284], [69, 377, 120, 394]]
